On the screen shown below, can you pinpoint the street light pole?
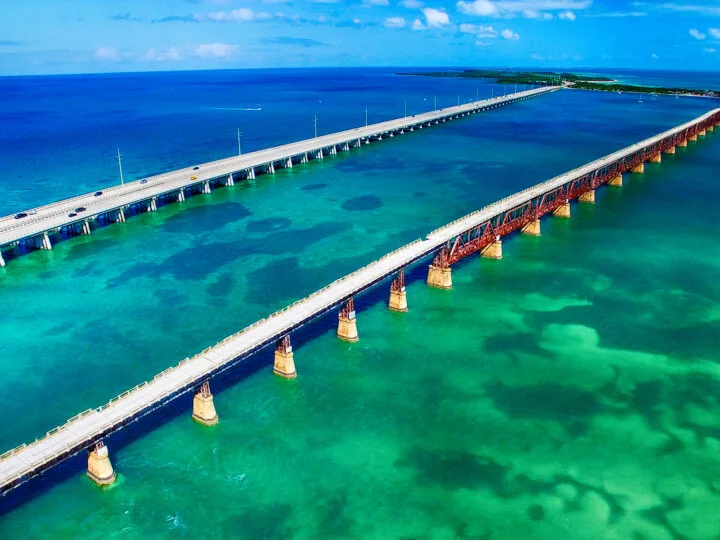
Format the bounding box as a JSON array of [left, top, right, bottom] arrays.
[[364, 107, 368, 127], [117, 148, 124, 185], [434, 96, 437, 110], [404, 100, 407, 117], [237, 128, 242, 156], [314, 114, 318, 138]]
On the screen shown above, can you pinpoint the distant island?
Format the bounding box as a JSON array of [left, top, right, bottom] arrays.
[[402, 70, 719, 98]]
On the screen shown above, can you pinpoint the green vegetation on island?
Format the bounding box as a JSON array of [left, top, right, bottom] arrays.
[[402, 69, 719, 98]]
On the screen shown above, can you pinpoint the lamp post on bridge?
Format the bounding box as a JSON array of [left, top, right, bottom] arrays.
[[313, 114, 318, 138], [434, 96, 437, 110], [237, 128, 242, 156], [116, 148, 124, 185], [364, 107, 368, 127], [404, 99, 407, 117]]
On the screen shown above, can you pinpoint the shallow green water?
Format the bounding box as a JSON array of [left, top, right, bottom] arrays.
[[0, 86, 719, 538]]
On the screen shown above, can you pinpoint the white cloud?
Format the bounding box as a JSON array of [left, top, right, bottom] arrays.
[[411, 18, 425, 29], [689, 28, 706, 40], [710, 28, 720, 39], [457, 0, 499, 16], [95, 46, 119, 60], [558, 10, 576, 20], [384, 16, 407, 27], [423, 7, 451, 26], [198, 8, 256, 21], [458, 0, 589, 17], [476, 40, 492, 45], [656, 3, 720, 16], [144, 47, 183, 61], [705, 48, 717, 53], [194, 43, 239, 57], [400, 0, 424, 7], [651, 53, 660, 59], [460, 23, 498, 37], [585, 11, 646, 17], [501, 28, 519, 39], [363, 0, 389, 5]]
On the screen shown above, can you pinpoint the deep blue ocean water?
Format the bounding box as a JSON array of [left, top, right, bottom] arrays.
[[0, 68, 718, 538]]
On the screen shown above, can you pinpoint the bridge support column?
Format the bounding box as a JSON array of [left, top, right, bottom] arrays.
[[317, 150, 324, 160], [664, 146, 676, 155], [0, 251, 5, 268], [202, 182, 211, 195], [248, 167, 256, 180], [553, 201, 571, 219], [427, 250, 452, 290], [177, 190, 185, 203], [268, 163, 276, 174], [337, 298, 359, 342], [521, 219, 541, 236], [330, 146, 337, 155], [689, 134, 698, 142], [148, 197, 158, 211], [631, 163, 645, 174], [708, 125, 714, 133], [41, 232, 52, 250], [481, 236, 503, 260], [82, 219, 92, 235], [192, 381, 218, 426], [609, 175, 623, 187], [343, 143, 350, 151], [678, 139, 688, 147], [226, 174, 235, 187], [579, 190, 596, 204], [273, 335, 296, 379], [699, 129, 706, 137], [650, 154, 662, 163], [286, 158, 293, 168], [116, 208, 126, 222], [87, 441, 116, 486], [388, 269, 408, 313]]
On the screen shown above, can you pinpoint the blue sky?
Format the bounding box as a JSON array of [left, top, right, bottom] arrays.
[[1, 0, 720, 75]]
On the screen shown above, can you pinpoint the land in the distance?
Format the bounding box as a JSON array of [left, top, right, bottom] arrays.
[[403, 70, 719, 98]]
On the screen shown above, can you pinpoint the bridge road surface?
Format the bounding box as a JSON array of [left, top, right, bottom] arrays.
[[0, 86, 557, 253]]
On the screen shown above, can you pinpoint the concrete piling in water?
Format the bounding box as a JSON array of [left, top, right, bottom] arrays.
[[689, 134, 698, 142], [116, 208, 126, 222], [698, 129, 706, 137], [426, 249, 452, 290], [708, 125, 714, 133], [608, 175, 623, 187], [579, 190, 596, 204], [202, 182, 211, 194], [82, 219, 92, 235], [631, 163, 645, 174], [552, 201, 571, 219], [286, 158, 293, 168], [678, 139, 688, 147], [87, 441, 116, 486], [248, 167, 256, 180], [337, 298, 359, 342], [521, 219, 541, 236], [0, 251, 5, 268], [192, 381, 218, 426], [317, 150, 324, 160], [177, 190, 185, 203], [273, 335, 296, 379], [481, 236, 503, 259], [388, 269, 408, 313], [226, 174, 234, 187], [650, 154, 662, 163], [41, 232, 52, 250]]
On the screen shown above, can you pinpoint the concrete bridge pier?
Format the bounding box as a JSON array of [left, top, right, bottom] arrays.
[[82, 219, 92, 235], [177, 190, 185, 203], [650, 154, 662, 163], [388, 269, 408, 313], [286, 158, 293, 168], [631, 163, 645, 174], [579, 190, 596, 204], [0, 251, 5, 268], [664, 146, 676, 155], [608, 175, 623, 187], [689, 133, 698, 142], [699, 129, 706, 137], [342, 143, 350, 151], [678, 139, 688, 147], [427, 250, 452, 290], [273, 335, 296, 379], [192, 381, 218, 426], [40, 232, 53, 250], [227, 174, 235, 187], [202, 182, 212, 195], [248, 167, 256, 180], [337, 298, 359, 342], [481, 236, 503, 259], [330, 146, 337, 155], [708, 125, 714, 132], [521, 219, 541, 236], [87, 441, 116, 486], [316, 150, 324, 160], [553, 200, 571, 219], [148, 197, 158, 212], [116, 208, 126, 222]]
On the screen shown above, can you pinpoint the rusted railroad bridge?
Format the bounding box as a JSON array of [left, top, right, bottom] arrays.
[[1, 107, 718, 495], [0, 86, 558, 268]]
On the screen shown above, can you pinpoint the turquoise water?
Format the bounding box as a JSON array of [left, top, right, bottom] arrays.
[[0, 70, 719, 538]]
